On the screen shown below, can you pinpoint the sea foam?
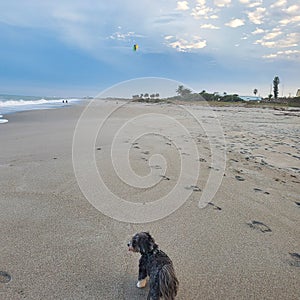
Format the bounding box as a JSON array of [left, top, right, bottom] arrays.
[[0, 97, 83, 123], [0, 98, 82, 116]]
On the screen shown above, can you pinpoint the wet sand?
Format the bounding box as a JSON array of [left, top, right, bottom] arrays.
[[0, 101, 299, 299]]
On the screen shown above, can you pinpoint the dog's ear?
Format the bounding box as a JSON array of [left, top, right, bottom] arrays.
[[139, 232, 156, 254]]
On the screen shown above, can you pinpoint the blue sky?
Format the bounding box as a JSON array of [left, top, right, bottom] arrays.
[[0, 0, 299, 97]]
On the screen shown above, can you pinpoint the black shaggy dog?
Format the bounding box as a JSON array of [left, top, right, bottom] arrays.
[[128, 232, 179, 300]]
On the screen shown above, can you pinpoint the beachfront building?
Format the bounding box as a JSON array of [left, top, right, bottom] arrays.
[[240, 96, 262, 101]]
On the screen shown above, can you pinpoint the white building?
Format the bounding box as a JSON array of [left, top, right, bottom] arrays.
[[240, 96, 262, 101]]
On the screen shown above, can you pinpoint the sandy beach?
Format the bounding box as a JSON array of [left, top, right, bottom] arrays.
[[0, 101, 299, 299]]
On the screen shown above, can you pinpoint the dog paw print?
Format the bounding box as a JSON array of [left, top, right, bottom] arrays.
[[0, 271, 11, 283], [288, 253, 300, 267]]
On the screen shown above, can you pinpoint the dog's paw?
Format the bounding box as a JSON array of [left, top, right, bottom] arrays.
[[137, 278, 147, 288]]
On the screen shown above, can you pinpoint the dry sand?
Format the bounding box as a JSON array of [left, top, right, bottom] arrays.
[[0, 101, 299, 299]]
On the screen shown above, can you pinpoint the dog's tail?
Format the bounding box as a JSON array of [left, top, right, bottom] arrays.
[[159, 263, 179, 299]]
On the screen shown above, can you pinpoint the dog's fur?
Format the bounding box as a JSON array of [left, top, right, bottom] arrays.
[[128, 232, 179, 300]]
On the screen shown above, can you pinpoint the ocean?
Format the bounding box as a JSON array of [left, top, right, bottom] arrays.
[[0, 94, 83, 123]]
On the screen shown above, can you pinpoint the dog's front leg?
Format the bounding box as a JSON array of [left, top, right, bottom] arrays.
[[137, 255, 148, 288]]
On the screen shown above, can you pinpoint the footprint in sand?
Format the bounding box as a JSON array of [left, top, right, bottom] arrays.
[[198, 158, 207, 162], [235, 175, 245, 181], [288, 253, 300, 267], [181, 152, 190, 156], [230, 159, 239, 163], [160, 175, 170, 181], [247, 220, 272, 233], [253, 188, 270, 195], [151, 165, 162, 170], [185, 185, 201, 192], [208, 166, 220, 171], [207, 202, 222, 211]]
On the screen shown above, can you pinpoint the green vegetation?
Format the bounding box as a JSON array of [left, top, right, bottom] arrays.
[[132, 93, 164, 103], [130, 83, 300, 108], [273, 76, 280, 99], [171, 86, 243, 102]]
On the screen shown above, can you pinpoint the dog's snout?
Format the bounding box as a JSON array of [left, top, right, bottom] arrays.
[[127, 242, 130, 247]]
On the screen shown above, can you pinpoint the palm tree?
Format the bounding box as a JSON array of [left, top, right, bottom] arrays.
[[176, 85, 192, 97], [273, 76, 280, 99], [253, 89, 258, 96]]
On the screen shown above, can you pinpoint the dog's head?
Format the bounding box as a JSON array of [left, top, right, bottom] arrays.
[[127, 232, 157, 254]]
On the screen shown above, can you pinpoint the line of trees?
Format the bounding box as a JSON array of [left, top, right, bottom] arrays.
[[132, 93, 160, 100], [131, 75, 284, 103], [175, 85, 243, 102]]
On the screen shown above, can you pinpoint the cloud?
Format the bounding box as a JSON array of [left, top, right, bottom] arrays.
[[247, 7, 266, 24], [279, 15, 300, 26], [255, 40, 276, 48], [262, 53, 277, 59], [225, 18, 245, 28], [252, 27, 264, 34], [166, 36, 207, 51], [239, 0, 263, 8], [214, 0, 231, 7], [278, 32, 299, 48], [255, 32, 299, 49], [263, 49, 300, 59], [270, 0, 287, 8], [284, 5, 300, 14], [247, 1, 262, 8], [191, 0, 215, 19], [263, 30, 282, 40], [200, 23, 220, 29], [109, 31, 144, 41], [176, 1, 190, 11]]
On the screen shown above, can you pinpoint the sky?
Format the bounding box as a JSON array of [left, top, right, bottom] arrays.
[[0, 0, 299, 97]]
